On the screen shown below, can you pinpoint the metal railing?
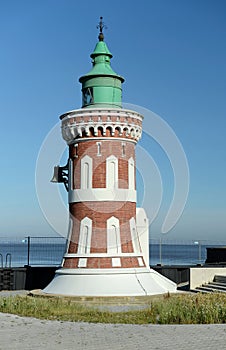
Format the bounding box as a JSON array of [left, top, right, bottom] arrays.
[[0, 236, 226, 267], [149, 238, 226, 266], [0, 236, 67, 267]]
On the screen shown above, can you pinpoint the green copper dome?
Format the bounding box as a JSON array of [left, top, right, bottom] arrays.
[[79, 20, 124, 108]]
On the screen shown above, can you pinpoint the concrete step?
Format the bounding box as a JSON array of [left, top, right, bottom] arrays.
[[214, 275, 226, 283], [190, 288, 212, 294], [210, 281, 226, 287], [198, 285, 220, 293], [190, 274, 226, 294], [192, 285, 226, 293], [207, 282, 226, 291]]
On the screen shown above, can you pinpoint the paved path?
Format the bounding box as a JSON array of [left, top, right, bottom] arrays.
[[0, 312, 226, 350]]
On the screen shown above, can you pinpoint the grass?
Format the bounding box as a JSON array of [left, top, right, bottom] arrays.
[[0, 293, 226, 324]]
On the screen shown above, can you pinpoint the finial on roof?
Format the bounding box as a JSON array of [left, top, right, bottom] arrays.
[[97, 16, 107, 41]]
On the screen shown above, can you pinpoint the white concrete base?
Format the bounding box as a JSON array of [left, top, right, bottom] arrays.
[[43, 267, 177, 296]]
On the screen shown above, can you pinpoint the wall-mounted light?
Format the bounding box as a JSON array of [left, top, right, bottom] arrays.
[[51, 160, 69, 191]]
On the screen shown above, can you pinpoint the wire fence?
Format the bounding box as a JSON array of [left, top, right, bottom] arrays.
[[0, 236, 226, 267], [0, 236, 67, 267], [149, 238, 226, 266]]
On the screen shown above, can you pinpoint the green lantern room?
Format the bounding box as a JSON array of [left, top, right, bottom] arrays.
[[79, 17, 124, 109]]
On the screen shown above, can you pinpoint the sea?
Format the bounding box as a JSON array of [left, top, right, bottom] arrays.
[[0, 237, 225, 268]]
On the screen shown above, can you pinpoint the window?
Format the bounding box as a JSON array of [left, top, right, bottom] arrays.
[[107, 217, 121, 254], [74, 143, 78, 158], [121, 142, 126, 157], [81, 155, 92, 189], [96, 142, 101, 156], [82, 87, 93, 106], [78, 217, 92, 254]]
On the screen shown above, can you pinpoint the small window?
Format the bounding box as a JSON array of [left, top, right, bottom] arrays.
[[121, 142, 126, 157], [82, 87, 93, 106], [96, 142, 102, 156], [74, 143, 78, 158]]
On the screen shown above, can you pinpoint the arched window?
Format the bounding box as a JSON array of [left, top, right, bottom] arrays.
[[81, 155, 92, 189], [78, 217, 92, 254], [121, 142, 126, 157], [106, 155, 118, 189], [74, 143, 78, 158], [128, 157, 135, 190], [96, 142, 101, 156], [107, 216, 121, 254]]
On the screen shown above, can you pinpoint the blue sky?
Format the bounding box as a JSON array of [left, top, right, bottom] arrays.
[[0, 0, 226, 241]]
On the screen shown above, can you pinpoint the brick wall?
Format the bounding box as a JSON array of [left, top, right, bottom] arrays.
[[68, 201, 136, 253], [69, 139, 136, 189]]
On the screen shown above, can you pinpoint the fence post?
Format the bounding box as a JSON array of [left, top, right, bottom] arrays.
[[198, 241, 202, 264], [27, 236, 31, 266], [159, 237, 162, 265], [0, 253, 3, 268]]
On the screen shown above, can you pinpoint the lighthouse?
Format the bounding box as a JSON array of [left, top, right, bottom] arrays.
[[43, 18, 176, 296]]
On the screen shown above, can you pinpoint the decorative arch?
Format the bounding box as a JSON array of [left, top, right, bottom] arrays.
[[106, 155, 118, 189], [130, 128, 135, 137], [114, 126, 120, 137], [78, 217, 92, 254], [123, 127, 129, 136], [97, 126, 104, 137], [81, 155, 92, 189], [105, 125, 113, 136], [107, 216, 121, 254], [89, 127, 95, 136]]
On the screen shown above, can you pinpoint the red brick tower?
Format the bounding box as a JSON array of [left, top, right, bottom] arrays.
[[61, 107, 144, 271], [44, 18, 176, 296]]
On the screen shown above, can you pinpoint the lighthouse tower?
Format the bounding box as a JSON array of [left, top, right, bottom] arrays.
[[44, 18, 176, 296]]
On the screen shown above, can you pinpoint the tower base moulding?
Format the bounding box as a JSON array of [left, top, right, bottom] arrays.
[[42, 267, 177, 296]]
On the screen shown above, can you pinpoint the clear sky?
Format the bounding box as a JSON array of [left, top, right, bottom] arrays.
[[0, 0, 226, 241]]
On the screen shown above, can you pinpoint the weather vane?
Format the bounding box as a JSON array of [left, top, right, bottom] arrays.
[[97, 16, 107, 41]]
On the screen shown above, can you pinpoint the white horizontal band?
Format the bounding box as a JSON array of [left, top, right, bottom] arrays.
[[70, 137, 136, 144], [55, 267, 151, 275], [60, 107, 143, 122], [64, 253, 143, 258], [69, 188, 136, 203]]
